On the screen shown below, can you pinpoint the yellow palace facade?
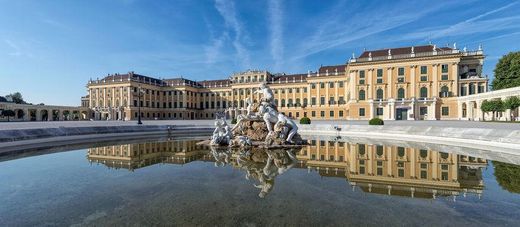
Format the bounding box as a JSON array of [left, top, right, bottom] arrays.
[[83, 44, 487, 121]]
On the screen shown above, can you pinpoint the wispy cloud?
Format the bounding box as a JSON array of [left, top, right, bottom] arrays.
[[268, 0, 283, 71], [204, 32, 228, 65], [403, 2, 520, 40], [214, 0, 251, 68], [5, 39, 22, 57], [290, 1, 462, 60]]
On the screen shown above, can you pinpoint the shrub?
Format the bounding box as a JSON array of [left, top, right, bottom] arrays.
[[368, 117, 384, 125], [299, 117, 311, 124], [231, 118, 237, 124]]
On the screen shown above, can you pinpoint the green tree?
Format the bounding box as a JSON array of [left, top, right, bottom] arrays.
[[492, 51, 520, 90], [481, 99, 505, 121], [1, 109, 15, 122], [504, 96, 520, 121], [5, 92, 26, 104], [493, 161, 520, 194]]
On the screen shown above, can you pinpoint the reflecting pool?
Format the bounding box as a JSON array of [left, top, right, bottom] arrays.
[[1, 136, 520, 226]]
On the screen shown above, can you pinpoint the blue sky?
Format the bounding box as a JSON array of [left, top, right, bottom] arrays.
[[0, 0, 519, 106]]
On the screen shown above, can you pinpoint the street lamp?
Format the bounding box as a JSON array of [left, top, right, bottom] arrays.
[[137, 86, 144, 125]]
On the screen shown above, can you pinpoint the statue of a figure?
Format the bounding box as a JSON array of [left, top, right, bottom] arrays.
[[259, 105, 278, 133], [254, 82, 275, 107], [245, 97, 253, 116], [277, 113, 298, 143], [211, 114, 233, 146]]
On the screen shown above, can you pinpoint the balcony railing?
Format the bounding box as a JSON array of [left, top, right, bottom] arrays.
[[350, 49, 466, 63]]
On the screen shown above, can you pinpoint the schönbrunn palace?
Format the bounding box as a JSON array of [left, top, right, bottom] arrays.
[[83, 44, 487, 121]]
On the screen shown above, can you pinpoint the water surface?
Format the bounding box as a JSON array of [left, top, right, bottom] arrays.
[[1, 137, 520, 226]]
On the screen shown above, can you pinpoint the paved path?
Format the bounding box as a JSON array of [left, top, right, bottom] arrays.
[[0, 120, 519, 130]]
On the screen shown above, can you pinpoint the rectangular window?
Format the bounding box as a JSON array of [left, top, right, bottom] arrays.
[[311, 83, 316, 89], [377, 69, 383, 84], [329, 82, 334, 88], [320, 111, 325, 117], [377, 69, 383, 77], [330, 111, 334, 117], [359, 70, 365, 78], [376, 108, 383, 116], [420, 75, 428, 81], [359, 79, 365, 85], [339, 81, 344, 87], [339, 110, 343, 117], [420, 107, 427, 116], [359, 108, 365, 117], [420, 66, 427, 74], [320, 97, 325, 105], [441, 64, 449, 73], [398, 67, 405, 76], [311, 97, 316, 105], [398, 77, 405, 83], [329, 97, 335, 105], [320, 83, 325, 89], [442, 107, 449, 116], [442, 74, 449, 80], [311, 111, 316, 117], [303, 88, 308, 92]]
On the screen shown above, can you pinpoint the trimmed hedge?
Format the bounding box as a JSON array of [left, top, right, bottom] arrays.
[[299, 117, 311, 124], [368, 118, 384, 125]]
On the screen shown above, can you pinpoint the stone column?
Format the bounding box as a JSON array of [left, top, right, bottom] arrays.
[[325, 82, 330, 107], [452, 63, 459, 95], [368, 69, 373, 99], [387, 67, 393, 98], [388, 100, 395, 120], [410, 66, 416, 98], [350, 71, 357, 101], [432, 64, 439, 97], [36, 109, 41, 121], [429, 101, 437, 120], [369, 100, 374, 119]]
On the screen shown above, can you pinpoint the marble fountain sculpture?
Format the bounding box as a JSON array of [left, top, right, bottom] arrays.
[[199, 82, 305, 148]]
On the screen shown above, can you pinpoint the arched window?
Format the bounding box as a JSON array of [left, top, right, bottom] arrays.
[[281, 99, 286, 107], [239, 100, 244, 108], [397, 88, 405, 99], [376, 145, 384, 156], [420, 87, 428, 98], [440, 86, 449, 97], [303, 98, 308, 106], [275, 99, 279, 106], [288, 99, 293, 107], [358, 90, 366, 100], [376, 89, 384, 100], [296, 98, 301, 106], [358, 144, 366, 155], [397, 147, 405, 157]]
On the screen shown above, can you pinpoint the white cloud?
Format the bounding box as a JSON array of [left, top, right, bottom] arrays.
[[402, 2, 520, 40], [289, 1, 464, 60], [214, 0, 251, 68], [5, 39, 22, 57], [268, 0, 283, 71]]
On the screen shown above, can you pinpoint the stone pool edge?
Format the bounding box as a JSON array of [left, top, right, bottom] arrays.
[[0, 125, 213, 155], [299, 124, 520, 155]]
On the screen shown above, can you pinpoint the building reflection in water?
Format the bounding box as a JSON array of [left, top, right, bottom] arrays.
[[87, 138, 488, 200]]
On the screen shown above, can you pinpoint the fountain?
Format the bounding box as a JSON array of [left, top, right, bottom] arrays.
[[199, 82, 306, 148]]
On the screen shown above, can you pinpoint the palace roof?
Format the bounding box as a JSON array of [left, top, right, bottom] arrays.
[[359, 45, 454, 58]]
